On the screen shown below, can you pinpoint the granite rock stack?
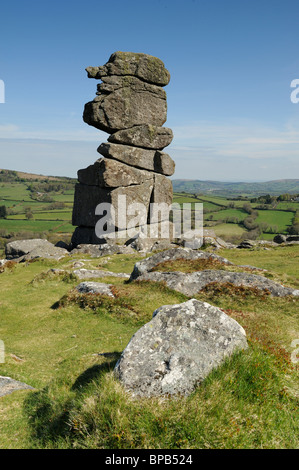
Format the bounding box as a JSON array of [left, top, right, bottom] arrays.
[[72, 51, 175, 246]]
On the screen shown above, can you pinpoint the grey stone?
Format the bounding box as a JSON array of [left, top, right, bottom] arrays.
[[273, 234, 287, 244], [86, 51, 170, 86], [73, 268, 129, 279], [75, 281, 114, 297], [70, 241, 134, 256], [0, 376, 34, 398], [20, 245, 68, 262], [83, 75, 167, 133], [129, 248, 233, 281], [237, 240, 256, 249], [98, 142, 175, 176], [108, 125, 173, 150], [72, 179, 154, 229], [78, 158, 154, 188], [5, 239, 54, 259], [71, 228, 107, 247], [114, 299, 248, 397], [136, 270, 299, 297]]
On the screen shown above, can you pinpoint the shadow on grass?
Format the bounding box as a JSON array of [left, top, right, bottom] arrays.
[[23, 354, 120, 447], [71, 353, 120, 392]]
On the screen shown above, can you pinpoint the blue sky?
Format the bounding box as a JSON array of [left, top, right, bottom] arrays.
[[0, 0, 299, 181]]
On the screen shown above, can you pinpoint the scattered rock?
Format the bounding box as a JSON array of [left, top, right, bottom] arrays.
[[136, 270, 299, 297], [70, 242, 134, 257], [73, 268, 129, 279], [129, 248, 233, 281], [0, 376, 34, 398], [237, 240, 256, 249], [114, 298, 248, 397], [75, 282, 114, 297]]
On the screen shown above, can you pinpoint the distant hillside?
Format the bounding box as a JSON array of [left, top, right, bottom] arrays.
[[172, 179, 299, 196], [0, 169, 77, 183]]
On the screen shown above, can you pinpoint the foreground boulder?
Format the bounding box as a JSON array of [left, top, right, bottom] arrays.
[[114, 299, 248, 397]]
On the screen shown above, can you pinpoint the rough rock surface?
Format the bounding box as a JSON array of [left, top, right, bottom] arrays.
[[129, 248, 233, 281], [108, 124, 173, 150], [273, 234, 287, 244], [78, 157, 154, 188], [0, 376, 34, 397], [72, 179, 154, 229], [136, 270, 299, 297], [75, 281, 114, 297], [114, 299, 248, 397], [86, 51, 170, 86], [73, 268, 129, 279], [72, 51, 174, 247], [98, 142, 175, 176], [83, 75, 167, 133], [5, 239, 68, 261], [70, 242, 134, 257]]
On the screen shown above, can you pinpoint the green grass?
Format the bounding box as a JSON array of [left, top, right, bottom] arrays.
[[0, 246, 298, 449], [0, 219, 73, 233], [255, 210, 294, 232], [207, 208, 248, 222]]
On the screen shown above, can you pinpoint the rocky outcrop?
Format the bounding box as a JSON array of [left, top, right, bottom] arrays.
[[114, 299, 248, 397], [135, 270, 299, 297], [72, 51, 174, 247], [75, 281, 114, 297], [73, 269, 129, 279], [5, 239, 68, 261], [129, 248, 233, 281]]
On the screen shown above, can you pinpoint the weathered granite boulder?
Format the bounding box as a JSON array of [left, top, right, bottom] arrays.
[[5, 239, 68, 261], [136, 270, 299, 297], [72, 179, 154, 229], [108, 124, 173, 150], [273, 234, 287, 244], [86, 51, 170, 86], [98, 142, 175, 176], [114, 299, 248, 397], [73, 268, 129, 279], [70, 242, 133, 256], [83, 75, 167, 133], [75, 281, 114, 297], [5, 239, 53, 259], [78, 158, 154, 188], [129, 248, 233, 281], [237, 240, 256, 249]]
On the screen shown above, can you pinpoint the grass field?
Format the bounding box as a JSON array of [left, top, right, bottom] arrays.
[[0, 178, 298, 243], [255, 210, 294, 232], [0, 245, 298, 449]]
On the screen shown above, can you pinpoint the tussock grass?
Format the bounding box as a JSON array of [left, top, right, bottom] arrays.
[[0, 246, 298, 449]]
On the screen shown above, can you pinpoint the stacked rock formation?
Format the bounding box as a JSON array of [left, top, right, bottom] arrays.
[[72, 51, 175, 246]]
